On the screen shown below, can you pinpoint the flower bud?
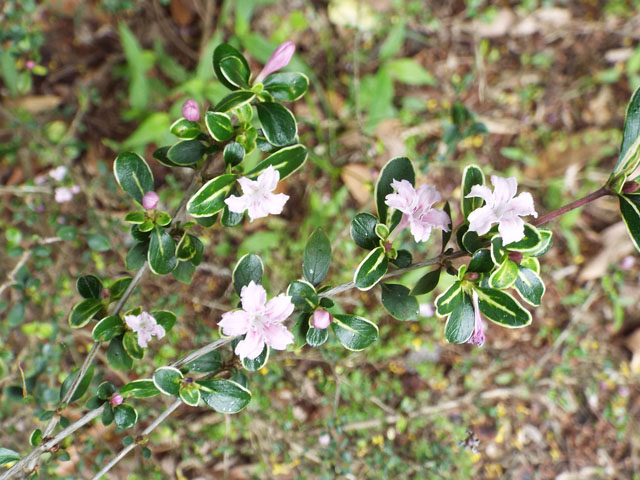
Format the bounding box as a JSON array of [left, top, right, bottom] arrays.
[[311, 309, 332, 330], [26, 60, 35, 71], [255, 41, 296, 83], [109, 393, 124, 407], [181, 98, 200, 122], [142, 191, 159, 210], [622, 181, 640, 194], [508, 251, 523, 264]]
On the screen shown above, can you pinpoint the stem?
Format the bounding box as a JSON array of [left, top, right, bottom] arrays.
[[532, 186, 610, 227]]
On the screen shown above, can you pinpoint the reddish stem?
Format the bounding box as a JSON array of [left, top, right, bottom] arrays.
[[532, 186, 610, 227]]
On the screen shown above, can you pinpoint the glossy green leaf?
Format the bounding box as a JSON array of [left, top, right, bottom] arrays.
[[505, 224, 542, 252], [468, 248, 494, 273], [205, 111, 234, 142], [475, 287, 532, 327], [68, 298, 104, 328], [92, 315, 124, 342], [106, 336, 134, 370], [0, 447, 21, 467], [331, 314, 379, 351], [60, 365, 94, 403], [246, 144, 308, 180], [303, 228, 331, 286], [380, 283, 419, 321], [411, 268, 441, 295], [232, 253, 264, 295], [153, 310, 177, 333], [125, 211, 145, 224], [176, 233, 196, 261], [167, 139, 205, 167], [490, 236, 507, 264], [223, 142, 245, 167], [221, 204, 244, 226], [351, 213, 380, 250], [198, 379, 252, 413], [219, 55, 251, 89], [618, 193, 640, 252], [170, 118, 201, 139], [435, 281, 462, 316], [461, 165, 485, 219], [375, 157, 415, 224], [148, 226, 177, 275], [123, 331, 144, 360], [390, 249, 412, 268], [179, 384, 201, 407], [441, 201, 452, 251], [29, 429, 42, 447], [152, 145, 185, 169], [186, 174, 236, 217], [109, 277, 133, 301], [185, 350, 222, 373], [241, 344, 269, 371], [263, 72, 309, 101], [153, 366, 183, 396], [353, 247, 389, 291], [444, 293, 475, 344], [256, 102, 297, 147], [528, 228, 553, 257], [613, 86, 640, 177], [120, 379, 159, 398], [96, 381, 116, 400], [213, 43, 251, 90], [306, 326, 329, 347], [461, 229, 484, 253], [114, 404, 138, 429], [77, 275, 103, 299], [213, 90, 255, 112], [126, 242, 148, 270], [113, 152, 154, 204], [287, 280, 318, 312], [489, 259, 518, 289], [514, 266, 545, 306]]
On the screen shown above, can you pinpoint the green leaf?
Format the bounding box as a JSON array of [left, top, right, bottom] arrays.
[[125, 211, 146, 224], [186, 174, 236, 217], [213, 43, 251, 90], [461, 229, 484, 253], [354, 247, 389, 291], [120, 379, 160, 398], [246, 144, 308, 180], [126, 242, 148, 270], [153, 366, 183, 396], [489, 259, 519, 289], [514, 266, 545, 306], [441, 201, 452, 251], [30, 429, 43, 447], [170, 118, 201, 139], [198, 379, 252, 413], [109, 277, 133, 301], [223, 142, 245, 167], [232, 253, 264, 295], [92, 315, 124, 342], [263, 72, 309, 101], [287, 280, 318, 312], [219, 55, 251, 89], [102, 405, 114, 426], [303, 228, 331, 286], [306, 326, 329, 347], [106, 337, 134, 370], [113, 152, 154, 204], [613, 86, 640, 177], [185, 351, 222, 373], [205, 111, 234, 142], [69, 298, 104, 328], [123, 331, 144, 360], [618, 194, 640, 252], [153, 146, 186, 169], [176, 233, 196, 261], [435, 281, 462, 316], [490, 236, 507, 264], [256, 102, 297, 147], [87, 234, 111, 252], [411, 269, 441, 295], [387, 58, 437, 86], [114, 404, 138, 429], [351, 213, 380, 250], [60, 366, 94, 403], [528, 228, 553, 257], [461, 165, 485, 219], [375, 223, 390, 240], [167, 139, 206, 167], [444, 293, 475, 344], [97, 382, 116, 400], [148, 226, 177, 275], [375, 157, 415, 224], [380, 283, 419, 321], [0, 49, 19, 97], [0, 447, 21, 467], [331, 314, 379, 351], [475, 287, 532, 327], [221, 204, 244, 226], [241, 344, 269, 371], [179, 384, 201, 407], [77, 275, 103, 299], [468, 248, 494, 273], [505, 224, 542, 252], [213, 90, 255, 112], [153, 310, 177, 332], [390, 249, 412, 268]]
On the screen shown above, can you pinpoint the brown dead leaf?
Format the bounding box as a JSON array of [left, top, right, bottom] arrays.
[[341, 163, 373, 205], [170, 0, 196, 26], [472, 9, 516, 38], [375, 118, 406, 158], [6, 95, 62, 113], [578, 222, 635, 282]]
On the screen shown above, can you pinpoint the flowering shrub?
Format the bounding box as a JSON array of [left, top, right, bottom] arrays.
[[3, 38, 640, 480]]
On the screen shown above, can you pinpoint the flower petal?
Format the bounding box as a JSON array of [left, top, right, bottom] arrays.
[[491, 175, 518, 205], [124, 314, 141, 332], [265, 193, 289, 216], [385, 179, 415, 213], [419, 208, 451, 231], [262, 322, 294, 350], [467, 206, 497, 236], [137, 331, 151, 348], [408, 217, 433, 243], [498, 214, 525, 245], [224, 194, 249, 214], [415, 184, 442, 209], [257, 166, 280, 192], [237, 176, 258, 194], [235, 329, 265, 360], [264, 294, 294, 323], [218, 310, 251, 336], [240, 281, 267, 314], [509, 192, 537, 218], [465, 184, 493, 205]]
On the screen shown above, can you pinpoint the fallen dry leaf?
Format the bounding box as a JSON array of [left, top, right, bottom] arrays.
[[578, 222, 635, 282], [341, 163, 373, 205]]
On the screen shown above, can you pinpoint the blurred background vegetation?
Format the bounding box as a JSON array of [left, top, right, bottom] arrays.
[[2, 0, 640, 478]]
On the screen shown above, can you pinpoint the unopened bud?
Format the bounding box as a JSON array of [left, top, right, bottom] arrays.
[[622, 181, 640, 194], [466, 272, 479, 280], [109, 393, 124, 407], [181, 98, 200, 122], [508, 251, 523, 264], [142, 191, 159, 210], [311, 310, 332, 330]]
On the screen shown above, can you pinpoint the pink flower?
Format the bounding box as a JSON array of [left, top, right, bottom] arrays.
[[466, 175, 537, 245], [255, 41, 296, 84], [385, 179, 451, 243], [124, 311, 165, 348], [49, 166, 68, 182], [26, 60, 36, 71], [54, 185, 80, 203], [109, 393, 124, 407], [311, 310, 332, 330], [182, 99, 200, 122], [224, 166, 289, 222], [219, 281, 294, 360], [468, 291, 485, 347], [142, 191, 159, 210]]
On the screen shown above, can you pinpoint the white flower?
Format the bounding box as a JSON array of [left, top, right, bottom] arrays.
[[125, 311, 165, 348], [466, 175, 537, 245], [224, 166, 289, 222], [49, 166, 68, 182], [54, 185, 80, 203]]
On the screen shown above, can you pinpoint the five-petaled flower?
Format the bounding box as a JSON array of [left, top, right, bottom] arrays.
[[466, 175, 537, 245], [219, 281, 294, 360], [125, 311, 165, 348], [384, 179, 451, 243], [224, 166, 289, 222], [468, 291, 485, 347], [255, 41, 296, 84]]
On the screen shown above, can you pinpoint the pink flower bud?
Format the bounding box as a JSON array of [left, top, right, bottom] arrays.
[[255, 41, 296, 83], [622, 181, 640, 194], [142, 191, 159, 210], [311, 310, 332, 330], [26, 60, 35, 71], [508, 251, 523, 264], [110, 393, 124, 407], [182, 99, 200, 122]]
